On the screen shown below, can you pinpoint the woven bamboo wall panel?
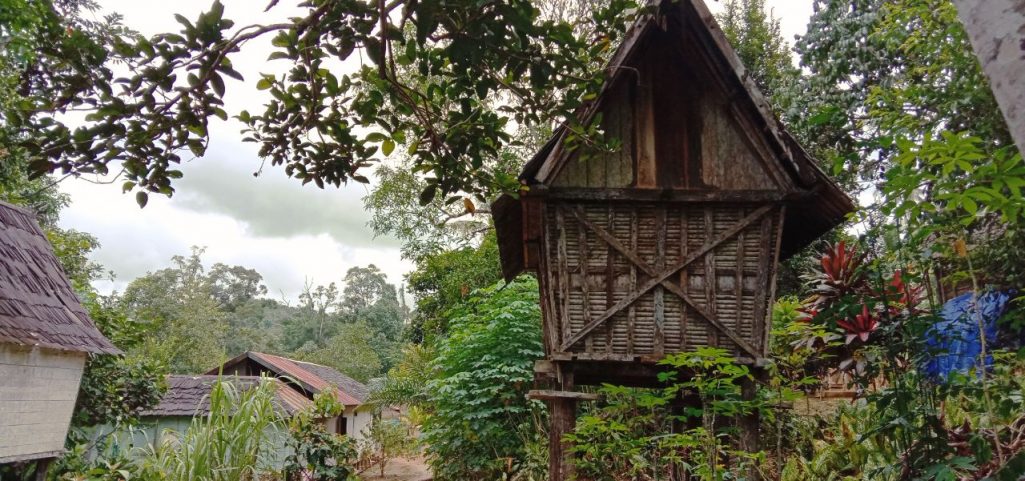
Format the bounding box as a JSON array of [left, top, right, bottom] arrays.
[[542, 201, 783, 359]]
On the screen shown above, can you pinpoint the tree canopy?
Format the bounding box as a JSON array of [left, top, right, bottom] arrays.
[[6, 0, 641, 208]]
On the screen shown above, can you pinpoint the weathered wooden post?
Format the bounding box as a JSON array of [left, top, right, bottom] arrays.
[[491, 0, 853, 479]]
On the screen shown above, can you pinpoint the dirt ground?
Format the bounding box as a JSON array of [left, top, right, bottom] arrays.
[[359, 456, 432, 481]]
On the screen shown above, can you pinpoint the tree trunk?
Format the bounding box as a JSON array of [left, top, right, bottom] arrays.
[[953, 0, 1025, 155]]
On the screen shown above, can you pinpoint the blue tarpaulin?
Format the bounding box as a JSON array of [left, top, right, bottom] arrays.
[[922, 291, 1012, 381]]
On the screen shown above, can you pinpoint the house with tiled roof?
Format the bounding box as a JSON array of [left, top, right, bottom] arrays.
[[112, 353, 375, 470], [210, 351, 374, 441], [112, 374, 313, 468], [0, 201, 120, 471]]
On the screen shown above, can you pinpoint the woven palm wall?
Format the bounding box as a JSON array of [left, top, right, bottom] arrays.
[[540, 201, 784, 360]]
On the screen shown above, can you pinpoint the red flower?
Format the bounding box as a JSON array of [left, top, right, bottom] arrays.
[[836, 304, 879, 344]]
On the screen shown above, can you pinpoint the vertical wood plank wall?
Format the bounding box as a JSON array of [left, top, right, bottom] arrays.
[[0, 345, 85, 462]]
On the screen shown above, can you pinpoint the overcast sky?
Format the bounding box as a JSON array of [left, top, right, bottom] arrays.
[[60, 0, 815, 301]]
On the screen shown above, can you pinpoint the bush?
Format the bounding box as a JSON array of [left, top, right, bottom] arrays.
[[138, 377, 283, 481], [567, 348, 766, 481], [421, 278, 546, 480], [283, 393, 359, 481], [361, 417, 418, 477]]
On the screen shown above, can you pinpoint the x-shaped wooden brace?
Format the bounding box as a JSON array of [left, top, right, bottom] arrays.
[[559, 204, 774, 358]]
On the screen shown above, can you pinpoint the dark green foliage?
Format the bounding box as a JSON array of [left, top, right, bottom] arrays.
[[122, 247, 232, 373], [716, 0, 798, 103], [11, 0, 640, 206], [70, 291, 166, 429], [421, 278, 545, 480], [568, 348, 765, 480], [284, 393, 359, 481], [405, 231, 502, 342]]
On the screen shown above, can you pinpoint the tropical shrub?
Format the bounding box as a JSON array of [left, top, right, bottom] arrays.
[[283, 392, 358, 481], [421, 277, 546, 480], [137, 378, 283, 481], [567, 348, 767, 481], [361, 417, 418, 478]]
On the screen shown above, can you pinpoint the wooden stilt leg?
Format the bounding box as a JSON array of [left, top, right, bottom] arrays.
[[739, 369, 763, 481], [34, 457, 52, 481], [670, 393, 686, 481], [549, 363, 577, 481]]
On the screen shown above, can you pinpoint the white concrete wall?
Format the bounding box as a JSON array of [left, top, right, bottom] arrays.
[[347, 406, 374, 443], [323, 406, 374, 443], [0, 345, 86, 463]]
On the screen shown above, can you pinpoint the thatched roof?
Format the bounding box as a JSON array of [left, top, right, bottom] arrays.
[[141, 375, 313, 417], [0, 201, 119, 354]]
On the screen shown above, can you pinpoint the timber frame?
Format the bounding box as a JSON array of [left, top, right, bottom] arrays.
[[491, 0, 854, 478]]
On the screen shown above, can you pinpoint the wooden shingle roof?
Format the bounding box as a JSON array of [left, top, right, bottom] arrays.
[[0, 201, 119, 354], [141, 375, 313, 417]]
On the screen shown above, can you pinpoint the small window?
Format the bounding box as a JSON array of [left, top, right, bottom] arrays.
[[337, 416, 347, 436]]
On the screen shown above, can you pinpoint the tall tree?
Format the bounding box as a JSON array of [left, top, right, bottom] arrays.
[[340, 265, 390, 315], [123, 248, 229, 373], [715, 0, 798, 103], [209, 263, 268, 312], [9, 0, 640, 207], [952, 0, 1025, 155], [404, 232, 503, 343], [282, 280, 341, 351], [298, 321, 384, 383]]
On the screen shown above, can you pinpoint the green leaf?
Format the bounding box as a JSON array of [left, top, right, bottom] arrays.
[[382, 139, 395, 156], [136, 191, 149, 208], [419, 185, 437, 206]]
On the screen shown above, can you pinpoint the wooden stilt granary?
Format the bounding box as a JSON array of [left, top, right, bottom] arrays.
[[491, 0, 854, 478]]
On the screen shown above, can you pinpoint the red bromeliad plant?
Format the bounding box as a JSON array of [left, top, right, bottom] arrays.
[[836, 304, 879, 344], [882, 269, 924, 315], [804, 240, 867, 311], [794, 240, 925, 379]]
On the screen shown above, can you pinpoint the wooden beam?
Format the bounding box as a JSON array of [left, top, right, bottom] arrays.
[[679, 209, 689, 349], [534, 360, 557, 375], [529, 390, 601, 402], [543, 187, 788, 203], [628, 208, 638, 353], [556, 206, 572, 350], [549, 364, 577, 481], [763, 206, 787, 354], [605, 206, 616, 353], [561, 205, 773, 356], [704, 208, 718, 348], [578, 210, 594, 352], [654, 206, 667, 355]]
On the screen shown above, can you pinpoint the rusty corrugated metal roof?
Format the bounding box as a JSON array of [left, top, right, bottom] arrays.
[[250, 352, 363, 406], [212, 351, 366, 407], [0, 201, 120, 354]]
